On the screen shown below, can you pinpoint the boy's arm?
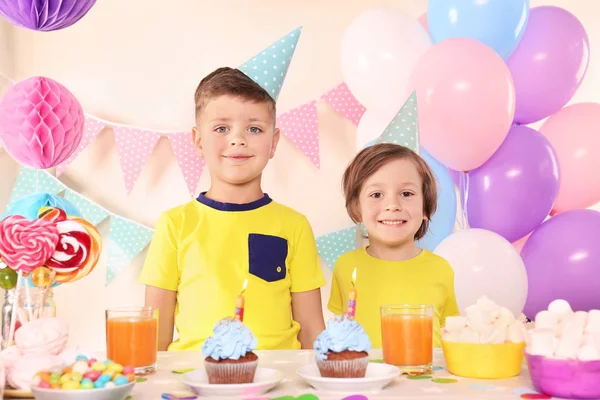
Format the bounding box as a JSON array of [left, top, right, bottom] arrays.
[[145, 286, 176, 351], [327, 267, 344, 315], [441, 271, 460, 326], [289, 215, 326, 349], [292, 289, 325, 349]]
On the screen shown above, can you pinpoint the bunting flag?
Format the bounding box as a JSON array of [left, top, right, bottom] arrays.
[[321, 83, 366, 125], [278, 100, 320, 167], [106, 215, 154, 285], [55, 117, 105, 176], [375, 91, 419, 153], [113, 127, 161, 193], [316, 226, 358, 269], [5, 167, 155, 285], [168, 133, 205, 198]]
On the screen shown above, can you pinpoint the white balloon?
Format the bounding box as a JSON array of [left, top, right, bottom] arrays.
[[355, 109, 395, 151], [341, 7, 431, 115], [434, 228, 528, 317]]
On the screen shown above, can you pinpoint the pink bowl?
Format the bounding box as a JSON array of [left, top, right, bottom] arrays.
[[526, 352, 600, 399]]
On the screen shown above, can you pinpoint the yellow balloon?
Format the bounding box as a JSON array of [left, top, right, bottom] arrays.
[[31, 266, 53, 288]]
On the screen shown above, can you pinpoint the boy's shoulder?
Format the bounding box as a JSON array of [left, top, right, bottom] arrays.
[[267, 199, 310, 224], [420, 250, 455, 275], [334, 248, 364, 271]]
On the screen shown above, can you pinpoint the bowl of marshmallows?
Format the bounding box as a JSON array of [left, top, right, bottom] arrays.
[[441, 296, 527, 379], [526, 299, 600, 400]]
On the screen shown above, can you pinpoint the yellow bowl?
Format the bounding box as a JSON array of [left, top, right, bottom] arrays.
[[442, 340, 525, 379]]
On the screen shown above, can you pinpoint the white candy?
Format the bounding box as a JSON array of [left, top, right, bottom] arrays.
[[495, 307, 515, 328], [476, 296, 501, 318], [535, 310, 559, 330], [444, 316, 467, 333], [527, 328, 556, 357], [577, 344, 600, 361], [442, 331, 461, 343], [554, 320, 584, 359], [507, 320, 526, 343], [585, 310, 600, 333], [480, 326, 507, 344], [467, 309, 494, 333], [548, 299, 573, 322], [458, 326, 480, 343]]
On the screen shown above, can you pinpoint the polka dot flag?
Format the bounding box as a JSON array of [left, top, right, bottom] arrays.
[[321, 82, 366, 126], [316, 226, 357, 270], [375, 91, 419, 153], [55, 116, 105, 176], [277, 100, 320, 167], [238, 26, 301, 102], [8, 167, 64, 205], [106, 215, 154, 285], [113, 127, 161, 194], [63, 190, 109, 226], [168, 133, 205, 198]]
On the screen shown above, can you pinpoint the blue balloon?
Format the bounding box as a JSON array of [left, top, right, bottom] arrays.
[[428, 0, 530, 60], [2, 193, 81, 288], [416, 148, 457, 251]]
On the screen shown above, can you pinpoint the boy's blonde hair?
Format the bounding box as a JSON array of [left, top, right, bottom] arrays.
[[193, 67, 276, 120], [342, 143, 438, 240]]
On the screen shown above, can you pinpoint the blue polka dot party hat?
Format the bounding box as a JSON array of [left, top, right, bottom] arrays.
[[238, 26, 302, 101], [374, 91, 420, 154]]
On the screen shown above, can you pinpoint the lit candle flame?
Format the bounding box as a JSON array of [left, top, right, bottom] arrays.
[[351, 268, 357, 286], [241, 278, 248, 293]]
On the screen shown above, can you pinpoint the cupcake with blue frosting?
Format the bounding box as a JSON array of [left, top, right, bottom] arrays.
[[314, 315, 372, 378], [202, 318, 258, 384]]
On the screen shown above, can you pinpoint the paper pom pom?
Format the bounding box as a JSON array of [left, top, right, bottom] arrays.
[[0, 0, 97, 31], [0, 77, 85, 169]]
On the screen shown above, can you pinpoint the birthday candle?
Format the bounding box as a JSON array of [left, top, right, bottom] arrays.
[[234, 279, 248, 322], [346, 268, 357, 318]]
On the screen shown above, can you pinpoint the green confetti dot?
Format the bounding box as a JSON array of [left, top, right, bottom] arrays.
[[172, 368, 194, 374], [432, 378, 458, 384], [407, 375, 433, 380], [295, 395, 320, 400], [369, 359, 384, 363], [432, 366, 444, 371], [270, 397, 295, 400], [135, 376, 147, 383]]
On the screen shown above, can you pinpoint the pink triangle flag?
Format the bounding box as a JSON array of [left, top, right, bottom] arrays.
[[55, 116, 105, 176], [321, 82, 366, 125], [168, 133, 205, 198], [113, 127, 161, 194], [277, 100, 320, 168]]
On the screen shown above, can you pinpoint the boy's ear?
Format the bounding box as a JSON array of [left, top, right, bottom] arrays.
[[270, 127, 281, 159], [192, 126, 204, 158]]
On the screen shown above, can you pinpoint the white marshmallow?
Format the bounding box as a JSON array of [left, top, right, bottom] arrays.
[[577, 344, 600, 361], [507, 320, 526, 343], [467, 309, 494, 333], [444, 316, 467, 333], [527, 328, 556, 357], [480, 326, 507, 344], [548, 299, 574, 322], [554, 320, 584, 359], [585, 310, 600, 333], [495, 307, 515, 328], [535, 310, 559, 330], [476, 296, 501, 318], [458, 326, 480, 343], [442, 331, 461, 343]]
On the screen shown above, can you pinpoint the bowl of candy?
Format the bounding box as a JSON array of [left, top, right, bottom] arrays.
[[30, 357, 136, 400], [441, 297, 527, 379], [525, 300, 600, 399]]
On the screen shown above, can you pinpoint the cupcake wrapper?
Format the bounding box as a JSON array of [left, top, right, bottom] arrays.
[[204, 360, 258, 384], [317, 356, 369, 378]]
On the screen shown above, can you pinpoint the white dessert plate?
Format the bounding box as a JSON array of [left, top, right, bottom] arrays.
[[180, 367, 284, 397], [30, 381, 135, 400], [297, 362, 400, 393]]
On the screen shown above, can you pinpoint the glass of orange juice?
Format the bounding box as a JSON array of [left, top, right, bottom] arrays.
[[106, 307, 158, 375], [381, 304, 433, 374]]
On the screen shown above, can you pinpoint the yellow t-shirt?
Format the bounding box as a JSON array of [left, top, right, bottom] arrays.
[[328, 248, 459, 348], [139, 193, 326, 351]]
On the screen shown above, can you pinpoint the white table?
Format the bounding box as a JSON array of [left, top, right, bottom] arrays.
[[130, 349, 544, 399]]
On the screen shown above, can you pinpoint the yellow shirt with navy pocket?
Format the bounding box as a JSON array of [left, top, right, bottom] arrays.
[[139, 193, 326, 351], [328, 248, 459, 348]]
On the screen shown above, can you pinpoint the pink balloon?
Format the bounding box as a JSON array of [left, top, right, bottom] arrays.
[[409, 38, 515, 172], [0, 77, 84, 169], [540, 103, 600, 213], [418, 12, 428, 34], [512, 233, 531, 254]]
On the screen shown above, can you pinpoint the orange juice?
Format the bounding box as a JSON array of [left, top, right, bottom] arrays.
[[106, 310, 158, 373], [381, 313, 433, 367]]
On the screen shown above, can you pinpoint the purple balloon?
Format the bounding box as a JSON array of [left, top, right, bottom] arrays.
[[507, 6, 589, 124], [0, 0, 97, 31], [522, 209, 600, 318], [467, 125, 559, 243]]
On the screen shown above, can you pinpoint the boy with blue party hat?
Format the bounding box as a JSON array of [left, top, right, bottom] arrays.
[[139, 27, 326, 351]]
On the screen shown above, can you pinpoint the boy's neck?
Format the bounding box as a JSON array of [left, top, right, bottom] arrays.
[[366, 240, 422, 261], [204, 181, 265, 205]]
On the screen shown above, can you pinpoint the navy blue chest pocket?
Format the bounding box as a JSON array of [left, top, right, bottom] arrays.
[[248, 234, 288, 282]]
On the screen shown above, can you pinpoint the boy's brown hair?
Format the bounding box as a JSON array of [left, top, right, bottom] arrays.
[[342, 143, 438, 240], [193, 67, 276, 120]]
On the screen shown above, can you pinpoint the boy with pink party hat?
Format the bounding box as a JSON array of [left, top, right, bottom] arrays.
[[139, 28, 326, 351]]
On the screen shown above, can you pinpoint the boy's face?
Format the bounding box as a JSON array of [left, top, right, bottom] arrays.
[[192, 95, 279, 188], [357, 158, 426, 248]]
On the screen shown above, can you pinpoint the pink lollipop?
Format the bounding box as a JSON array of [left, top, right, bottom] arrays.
[[0, 216, 60, 274]]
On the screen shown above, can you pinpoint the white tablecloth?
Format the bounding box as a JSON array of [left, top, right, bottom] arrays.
[[128, 349, 545, 399]]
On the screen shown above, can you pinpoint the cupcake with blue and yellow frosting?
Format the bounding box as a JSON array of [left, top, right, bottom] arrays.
[[202, 318, 258, 384], [314, 315, 372, 378]]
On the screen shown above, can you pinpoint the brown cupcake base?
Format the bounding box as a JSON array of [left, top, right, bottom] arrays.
[[204, 352, 259, 384], [317, 350, 369, 378]]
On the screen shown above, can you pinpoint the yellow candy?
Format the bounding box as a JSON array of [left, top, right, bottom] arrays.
[[30, 266, 53, 288], [62, 381, 80, 390], [59, 373, 72, 384], [108, 363, 123, 373], [70, 372, 83, 382], [91, 362, 106, 372]]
